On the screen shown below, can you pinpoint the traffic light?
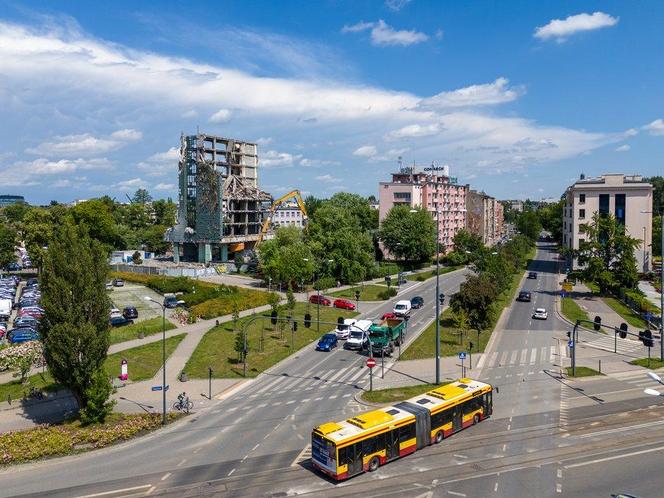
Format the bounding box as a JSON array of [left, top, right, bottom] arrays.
[[640, 330, 654, 348], [469, 341, 474, 350], [304, 313, 311, 328], [439, 293, 445, 304], [270, 310, 278, 325], [355, 290, 360, 300], [619, 322, 628, 339], [593, 315, 602, 331], [566, 331, 571, 339], [293, 321, 298, 332], [337, 316, 344, 327]]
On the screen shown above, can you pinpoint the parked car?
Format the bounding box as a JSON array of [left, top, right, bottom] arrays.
[[517, 291, 532, 302], [8, 328, 39, 343], [532, 308, 548, 320], [309, 295, 332, 306], [112, 278, 125, 287], [410, 296, 424, 309], [164, 295, 181, 308], [393, 300, 412, 317], [6, 263, 22, 271], [18, 307, 43, 319], [123, 306, 139, 319], [316, 333, 338, 352], [106, 281, 114, 291], [13, 316, 39, 329], [110, 308, 122, 318], [528, 272, 538, 279], [110, 316, 134, 327], [333, 299, 356, 311], [334, 318, 357, 339]]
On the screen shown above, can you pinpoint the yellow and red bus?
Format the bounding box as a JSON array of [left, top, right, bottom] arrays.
[[311, 378, 492, 480]]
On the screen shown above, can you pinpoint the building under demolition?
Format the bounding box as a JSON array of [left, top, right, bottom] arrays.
[[167, 133, 272, 263]]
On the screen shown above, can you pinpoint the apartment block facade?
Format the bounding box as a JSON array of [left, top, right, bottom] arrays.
[[466, 190, 503, 246], [563, 174, 653, 271], [272, 201, 306, 229], [379, 166, 467, 253]]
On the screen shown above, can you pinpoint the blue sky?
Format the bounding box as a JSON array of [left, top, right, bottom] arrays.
[[1, 0, 663, 204]]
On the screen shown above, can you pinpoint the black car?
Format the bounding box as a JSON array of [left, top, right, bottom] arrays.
[[123, 306, 138, 319], [528, 272, 538, 279], [517, 291, 532, 302], [13, 316, 39, 329], [110, 316, 134, 327], [164, 295, 180, 308], [410, 296, 424, 309]]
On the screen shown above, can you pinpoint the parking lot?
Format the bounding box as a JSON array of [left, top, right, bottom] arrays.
[[108, 282, 165, 322]]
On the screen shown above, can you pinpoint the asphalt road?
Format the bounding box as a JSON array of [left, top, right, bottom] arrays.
[[0, 268, 471, 498]]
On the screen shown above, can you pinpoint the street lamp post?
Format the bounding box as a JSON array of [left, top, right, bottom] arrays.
[[304, 258, 333, 334], [144, 296, 168, 425], [641, 210, 663, 361]]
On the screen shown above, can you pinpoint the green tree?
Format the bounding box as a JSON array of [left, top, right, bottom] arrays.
[[132, 251, 142, 265], [1, 202, 30, 224], [40, 221, 111, 410], [79, 368, 115, 424], [132, 188, 152, 205], [286, 283, 296, 314], [140, 225, 170, 254], [451, 229, 484, 262], [653, 215, 662, 258], [259, 226, 314, 286], [576, 213, 640, 293], [70, 199, 122, 248], [234, 330, 245, 361], [379, 205, 436, 264], [515, 209, 542, 241], [450, 275, 499, 331], [304, 195, 323, 219], [537, 199, 564, 243], [326, 192, 378, 231], [0, 224, 17, 268], [451, 307, 469, 345], [152, 198, 178, 226]]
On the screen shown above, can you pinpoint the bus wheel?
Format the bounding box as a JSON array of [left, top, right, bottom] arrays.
[[435, 431, 444, 444], [473, 414, 480, 425], [368, 456, 380, 472]]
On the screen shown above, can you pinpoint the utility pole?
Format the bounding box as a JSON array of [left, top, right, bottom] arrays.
[[641, 209, 663, 361], [435, 210, 441, 384]]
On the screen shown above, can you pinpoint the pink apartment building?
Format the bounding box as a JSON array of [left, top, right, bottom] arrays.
[[379, 166, 467, 254]]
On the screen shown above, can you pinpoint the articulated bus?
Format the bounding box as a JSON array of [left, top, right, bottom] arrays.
[[311, 378, 493, 480]]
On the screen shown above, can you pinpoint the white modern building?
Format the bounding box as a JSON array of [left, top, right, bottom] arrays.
[[563, 174, 653, 271], [272, 201, 306, 229]]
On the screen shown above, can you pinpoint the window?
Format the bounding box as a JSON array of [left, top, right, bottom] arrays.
[[579, 209, 585, 219], [398, 423, 416, 443], [615, 194, 626, 225], [579, 193, 585, 204], [599, 194, 610, 216], [394, 192, 411, 200]]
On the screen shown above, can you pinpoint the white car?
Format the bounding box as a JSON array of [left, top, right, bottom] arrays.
[[335, 318, 357, 339], [532, 308, 548, 320], [344, 320, 373, 350], [110, 307, 122, 318], [393, 300, 412, 317]]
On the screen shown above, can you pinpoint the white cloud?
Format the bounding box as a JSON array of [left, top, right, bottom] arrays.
[[643, 119, 664, 136], [353, 145, 377, 157], [435, 29, 444, 40], [534, 12, 619, 42], [385, 0, 412, 11], [53, 179, 72, 188], [26, 133, 126, 157], [0, 157, 111, 186], [137, 147, 180, 176], [370, 147, 410, 162], [342, 20, 429, 47], [256, 137, 273, 146], [110, 128, 142, 141], [300, 158, 341, 167], [261, 150, 303, 167], [388, 123, 441, 139], [113, 177, 147, 191], [181, 109, 198, 118], [315, 174, 342, 183], [624, 128, 638, 137], [615, 144, 630, 152], [154, 182, 177, 191], [419, 78, 523, 109], [209, 108, 232, 123]]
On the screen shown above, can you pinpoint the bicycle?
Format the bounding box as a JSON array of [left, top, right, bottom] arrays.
[[173, 392, 193, 414]]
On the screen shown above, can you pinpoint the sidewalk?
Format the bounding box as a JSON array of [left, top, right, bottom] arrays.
[[638, 280, 662, 311]]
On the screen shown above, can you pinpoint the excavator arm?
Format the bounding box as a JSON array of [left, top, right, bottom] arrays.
[[255, 189, 308, 248]]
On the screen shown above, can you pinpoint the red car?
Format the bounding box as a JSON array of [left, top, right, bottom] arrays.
[[333, 299, 356, 311], [309, 295, 331, 306], [381, 312, 397, 320]]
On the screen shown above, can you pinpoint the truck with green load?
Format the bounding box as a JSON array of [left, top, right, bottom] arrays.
[[367, 317, 406, 357]]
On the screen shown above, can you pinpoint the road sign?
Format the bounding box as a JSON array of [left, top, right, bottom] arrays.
[[366, 358, 377, 369], [568, 340, 574, 348], [562, 282, 573, 292], [151, 386, 162, 391], [458, 352, 467, 360]]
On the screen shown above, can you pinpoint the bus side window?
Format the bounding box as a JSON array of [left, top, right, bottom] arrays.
[[338, 446, 348, 466], [399, 423, 416, 443]]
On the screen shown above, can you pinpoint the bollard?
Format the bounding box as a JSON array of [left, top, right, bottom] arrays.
[[598, 360, 601, 374]]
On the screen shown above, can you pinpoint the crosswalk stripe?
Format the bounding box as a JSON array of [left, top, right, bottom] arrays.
[[255, 375, 289, 394], [529, 349, 537, 365], [488, 352, 498, 367], [509, 350, 518, 365], [520, 348, 527, 364], [347, 368, 367, 383], [340, 368, 365, 384], [540, 346, 547, 363], [550, 346, 556, 362], [326, 368, 349, 383]]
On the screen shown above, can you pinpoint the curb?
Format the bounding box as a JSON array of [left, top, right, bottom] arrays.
[[352, 391, 388, 408]]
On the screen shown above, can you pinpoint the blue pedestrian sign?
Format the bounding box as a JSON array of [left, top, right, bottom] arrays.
[[458, 352, 467, 360], [568, 340, 574, 348], [151, 386, 162, 391]]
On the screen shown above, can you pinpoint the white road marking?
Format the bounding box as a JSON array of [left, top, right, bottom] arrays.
[[529, 348, 537, 365], [557, 469, 562, 478], [160, 473, 171, 481], [177, 458, 187, 467], [342, 393, 351, 398], [75, 485, 152, 497], [252, 444, 260, 451], [494, 482, 499, 492], [286, 400, 296, 404], [228, 468, 236, 476], [453, 454, 468, 459], [556, 483, 562, 493], [145, 487, 156, 496], [565, 445, 664, 468], [520, 348, 527, 365], [447, 492, 466, 497]]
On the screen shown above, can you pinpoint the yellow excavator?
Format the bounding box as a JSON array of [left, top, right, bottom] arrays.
[[255, 189, 308, 248]]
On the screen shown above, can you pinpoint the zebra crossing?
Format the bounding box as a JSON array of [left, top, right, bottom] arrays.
[[480, 345, 557, 369], [580, 334, 645, 355], [248, 366, 369, 397], [609, 370, 659, 390]]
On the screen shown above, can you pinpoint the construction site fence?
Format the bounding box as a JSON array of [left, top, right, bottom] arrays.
[[110, 264, 227, 278]]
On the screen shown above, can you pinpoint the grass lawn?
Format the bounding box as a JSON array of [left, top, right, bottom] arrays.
[[330, 285, 389, 301], [630, 358, 664, 369], [565, 366, 603, 378], [405, 266, 461, 282], [109, 317, 177, 345], [105, 334, 186, 382], [602, 296, 648, 329], [184, 302, 358, 379], [561, 297, 590, 324], [402, 251, 532, 361], [361, 382, 450, 403], [0, 372, 59, 402]]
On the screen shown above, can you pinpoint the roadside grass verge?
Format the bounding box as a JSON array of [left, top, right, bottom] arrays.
[[184, 302, 358, 379], [330, 285, 390, 301], [561, 297, 590, 324], [0, 372, 59, 403], [109, 317, 177, 345], [630, 358, 664, 369], [105, 334, 186, 382], [0, 412, 181, 465], [405, 266, 461, 282], [565, 366, 603, 378], [602, 296, 649, 329], [361, 382, 450, 403]]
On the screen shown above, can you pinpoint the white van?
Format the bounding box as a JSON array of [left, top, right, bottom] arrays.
[[344, 319, 373, 350], [393, 300, 412, 317], [0, 299, 12, 321], [335, 318, 357, 339]]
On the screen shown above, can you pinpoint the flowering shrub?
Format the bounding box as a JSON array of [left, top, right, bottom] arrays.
[[0, 342, 44, 382], [0, 413, 180, 464]]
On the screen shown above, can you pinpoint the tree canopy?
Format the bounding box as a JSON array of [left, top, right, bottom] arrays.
[[258, 226, 315, 286], [379, 205, 436, 264]]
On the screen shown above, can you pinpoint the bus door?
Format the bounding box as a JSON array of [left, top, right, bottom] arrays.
[[483, 391, 493, 416], [386, 428, 399, 460], [452, 405, 462, 432], [347, 443, 362, 475]]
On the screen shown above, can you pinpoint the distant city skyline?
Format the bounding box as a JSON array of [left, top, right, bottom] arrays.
[[1, 1, 663, 204]]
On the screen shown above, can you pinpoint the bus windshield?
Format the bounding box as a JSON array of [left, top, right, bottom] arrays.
[[312, 433, 336, 470]]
